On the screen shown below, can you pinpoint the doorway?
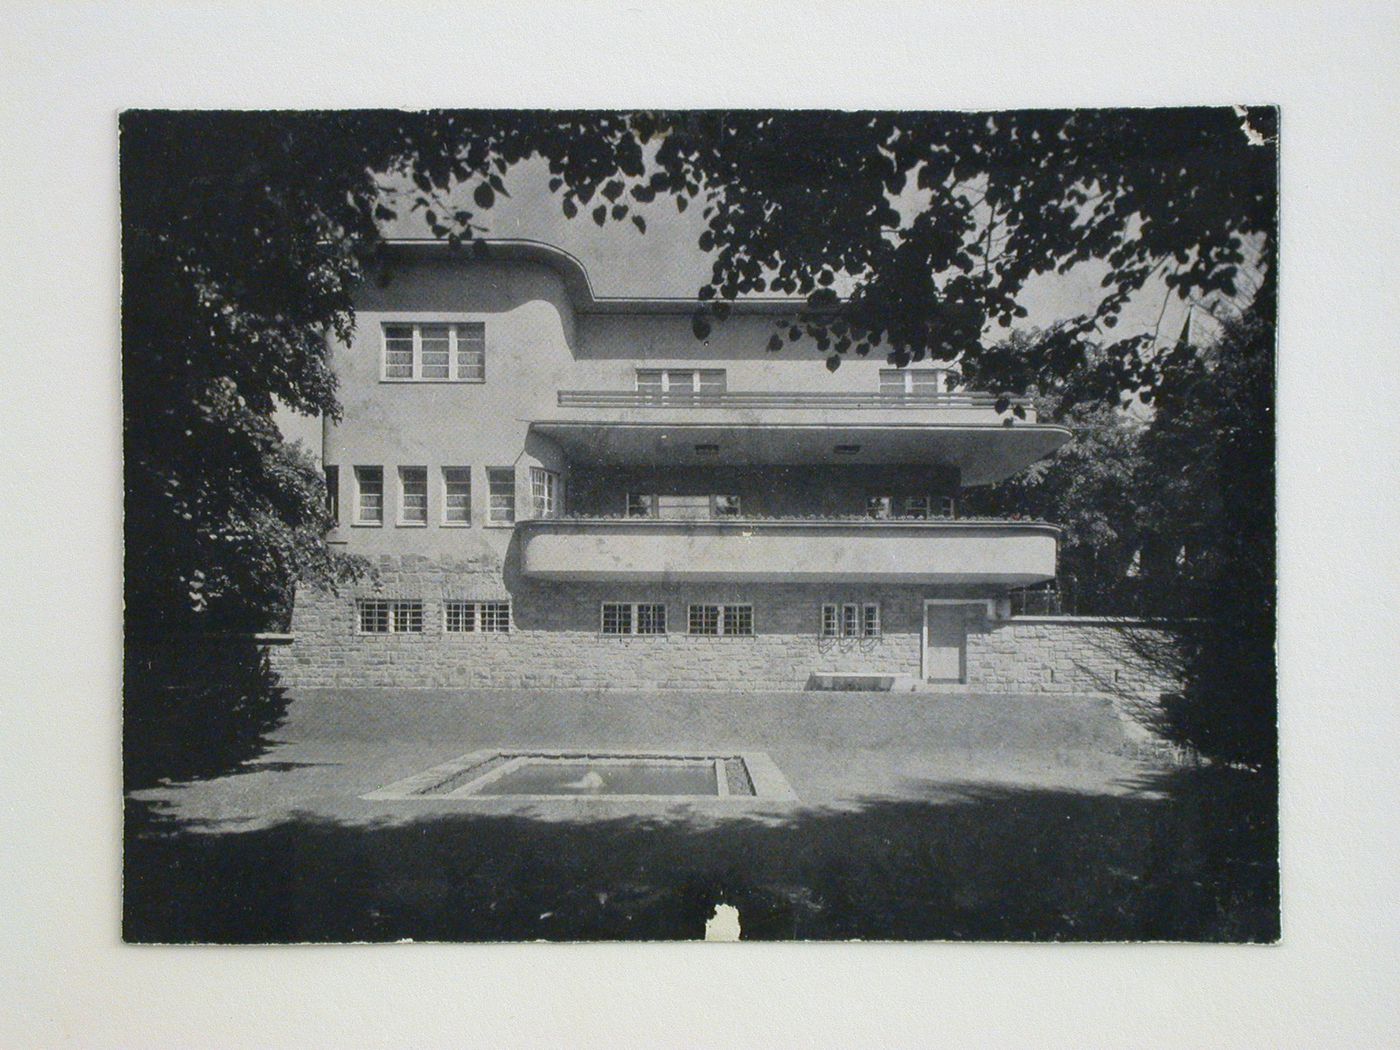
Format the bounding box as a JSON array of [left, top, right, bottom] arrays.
[[921, 601, 992, 683]]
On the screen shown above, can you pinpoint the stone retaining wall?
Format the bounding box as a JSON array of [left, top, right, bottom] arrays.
[[271, 558, 1180, 695]]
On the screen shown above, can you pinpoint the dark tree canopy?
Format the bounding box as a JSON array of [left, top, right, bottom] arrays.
[[121, 107, 1276, 633]]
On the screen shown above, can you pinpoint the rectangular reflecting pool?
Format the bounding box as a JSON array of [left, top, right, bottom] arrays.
[[364, 749, 797, 802], [478, 758, 721, 797]]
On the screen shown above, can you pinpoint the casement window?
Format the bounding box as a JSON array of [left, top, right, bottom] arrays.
[[821, 602, 881, 639], [324, 465, 339, 524], [601, 602, 667, 636], [866, 496, 893, 520], [354, 466, 383, 525], [870, 495, 956, 519], [442, 467, 471, 525], [635, 368, 727, 395], [529, 467, 559, 518], [631, 494, 741, 519], [936, 496, 956, 519], [879, 368, 949, 395], [381, 322, 486, 382], [903, 495, 930, 519], [398, 466, 428, 525], [444, 600, 511, 633], [688, 603, 753, 636], [357, 599, 423, 634], [486, 468, 515, 524]]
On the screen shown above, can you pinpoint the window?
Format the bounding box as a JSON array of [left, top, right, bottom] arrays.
[[442, 467, 471, 525], [879, 368, 949, 395], [445, 600, 511, 633], [841, 603, 861, 638], [601, 602, 667, 636], [866, 496, 893, 520], [821, 604, 840, 639], [357, 599, 423, 634], [904, 496, 930, 519], [638, 494, 741, 519], [863, 603, 881, 638], [381, 322, 486, 382], [689, 604, 752, 636], [324, 466, 339, 524], [635, 369, 727, 395], [711, 495, 742, 518], [487, 468, 515, 524], [821, 601, 881, 638], [658, 494, 711, 520], [479, 601, 511, 632], [529, 467, 559, 518], [398, 467, 427, 524], [936, 496, 956, 519], [354, 466, 383, 525]]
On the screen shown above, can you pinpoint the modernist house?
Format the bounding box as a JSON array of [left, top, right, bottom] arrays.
[[276, 239, 1163, 694]]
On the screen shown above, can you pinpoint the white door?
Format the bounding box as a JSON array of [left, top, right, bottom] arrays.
[[923, 605, 967, 682]]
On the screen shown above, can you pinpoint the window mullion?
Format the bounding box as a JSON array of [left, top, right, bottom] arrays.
[[412, 324, 421, 380]]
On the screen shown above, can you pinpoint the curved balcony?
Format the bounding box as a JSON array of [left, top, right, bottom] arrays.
[[517, 517, 1059, 585]]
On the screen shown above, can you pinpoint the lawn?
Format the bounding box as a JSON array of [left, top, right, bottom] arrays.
[[123, 688, 1278, 942]]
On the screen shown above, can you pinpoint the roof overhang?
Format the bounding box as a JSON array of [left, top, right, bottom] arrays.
[[377, 237, 814, 315]]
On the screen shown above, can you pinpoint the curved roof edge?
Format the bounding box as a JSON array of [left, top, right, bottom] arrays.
[[378, 237, 815, 315]]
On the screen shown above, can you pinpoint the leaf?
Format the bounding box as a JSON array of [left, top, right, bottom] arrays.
[[691, 313, 712, 340], [562, 198, 577, 219], [592, 205, 607, 226], [632, 215, 646, 234], [767, 334, 784, 352], [473, 183, 495, 209], [825, 355, 841, 372]]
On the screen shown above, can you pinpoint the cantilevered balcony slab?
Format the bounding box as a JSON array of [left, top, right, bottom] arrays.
[[517, 518, 1059, 585]]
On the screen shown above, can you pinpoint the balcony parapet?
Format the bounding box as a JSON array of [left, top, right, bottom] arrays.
[[517, 516, 1059, 585], [557, 389, 1032, 414]]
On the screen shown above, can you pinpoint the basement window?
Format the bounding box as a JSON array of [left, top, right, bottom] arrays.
[[821, 602, 881, 639], [601, 602, 668, 636], [357, 599, 423, 634], [445, 600, 511, 633]]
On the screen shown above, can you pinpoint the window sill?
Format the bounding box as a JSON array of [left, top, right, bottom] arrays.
[[395, 521, 429, 528], [440, 522, 473, 528], [351, 521, 384, 528], [379, 378, 486, 384], [484, 521, 517, 529]]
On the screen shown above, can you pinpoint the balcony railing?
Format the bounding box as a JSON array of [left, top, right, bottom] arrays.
[[556, 390, 1028, 410]]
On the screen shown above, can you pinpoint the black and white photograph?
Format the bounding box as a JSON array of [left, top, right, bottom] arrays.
[[4, 3, 1399, 1047], [120, 106, 1280, 944]]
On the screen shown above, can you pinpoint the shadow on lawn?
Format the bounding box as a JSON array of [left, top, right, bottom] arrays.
[[124, 764, 1278, 944]]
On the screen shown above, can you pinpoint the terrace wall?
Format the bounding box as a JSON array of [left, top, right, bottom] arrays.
[[271, 557, 1180, 698]]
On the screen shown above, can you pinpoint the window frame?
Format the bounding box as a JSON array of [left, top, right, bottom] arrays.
[[441, 466, 472, 527], [821, 601, 882, 639], [635, 368, 727, 395], [356, 598, 424, 634], [486, 467, 516, 526], [397, 466, 428, 526], [688, 603, 753, 637], [443, 599, 511, 634], [529, 466, 560, 519], [380, 321, 487, 383], [626, 493, 656, 518], [600, 601, 668, 637], [353, 466, 384, 527], [879, 367, 950, 395]]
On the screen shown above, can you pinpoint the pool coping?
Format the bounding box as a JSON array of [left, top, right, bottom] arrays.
[[362, 747, 799, 803]]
